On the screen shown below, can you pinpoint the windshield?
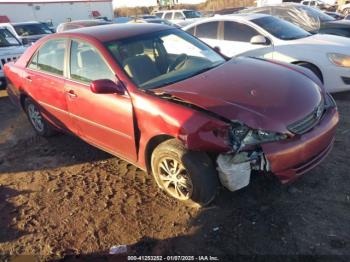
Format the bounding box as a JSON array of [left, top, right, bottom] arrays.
[[299, 6, 335, 22], [252, 16, 311, 40], [183, 10, 202, 18], [14, 23, 52, 36], [0, 28, 21, 47], [105, 29, 225, 90]]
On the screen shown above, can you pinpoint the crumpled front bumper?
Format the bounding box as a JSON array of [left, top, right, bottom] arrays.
[[262, 106, 339, 184]]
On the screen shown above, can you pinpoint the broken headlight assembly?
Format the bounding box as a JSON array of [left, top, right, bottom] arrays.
[[230, 124, 288, 151]]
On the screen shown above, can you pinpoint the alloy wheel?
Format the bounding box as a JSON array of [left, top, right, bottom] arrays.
[[27, 104, 44, 132], [157, 157, 193, 200]]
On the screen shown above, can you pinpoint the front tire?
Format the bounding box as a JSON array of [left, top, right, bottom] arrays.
[[24, 98, 57, 137], [151, 139, 219, 207]]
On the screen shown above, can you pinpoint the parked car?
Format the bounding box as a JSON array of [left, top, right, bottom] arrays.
[[338, 2, 350, 15], [0, 27, 25, 89], [324, 11, 344, 19], [128, 17, 178, 27], [301, 0, 336, 11], [56, 20, 111, 33], [40, 21, 56, 33], [240, 4, 350, 36], [4, 24, 338, 206], [153, 9, 202, 26], [0, 21, 52, 45], [183, 14, 350, 93], [112, 16, 134, 24]]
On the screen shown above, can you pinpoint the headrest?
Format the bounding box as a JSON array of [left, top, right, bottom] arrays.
[[77, 49, 100, 68], [120, 42, 144, 58]]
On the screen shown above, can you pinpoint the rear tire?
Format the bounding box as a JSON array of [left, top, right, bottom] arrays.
[[24, 97, 57, 137], [151, 139, 219, 207]]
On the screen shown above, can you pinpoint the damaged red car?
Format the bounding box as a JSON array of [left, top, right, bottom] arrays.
[[5, 24, 339, 206]]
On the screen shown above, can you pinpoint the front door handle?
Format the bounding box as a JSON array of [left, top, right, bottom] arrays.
[[67, 90, 77, 98]]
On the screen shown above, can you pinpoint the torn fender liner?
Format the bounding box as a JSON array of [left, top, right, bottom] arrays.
[[216, 153, 251, 192]]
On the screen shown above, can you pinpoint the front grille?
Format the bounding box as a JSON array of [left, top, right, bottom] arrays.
[[0, 56, 18, 70], [288, 100, 324, 135]]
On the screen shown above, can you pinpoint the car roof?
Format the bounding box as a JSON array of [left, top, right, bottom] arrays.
[[226, 13, 269, 20], [57, 23, 173, 42]]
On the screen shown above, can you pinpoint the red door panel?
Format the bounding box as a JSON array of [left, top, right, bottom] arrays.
[[65, 81, 137, 162]]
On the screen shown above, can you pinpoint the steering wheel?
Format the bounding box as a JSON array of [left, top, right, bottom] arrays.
[[167, 54, 188, 73]]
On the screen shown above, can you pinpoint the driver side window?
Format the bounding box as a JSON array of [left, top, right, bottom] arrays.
[[69, 40, 115, 83]]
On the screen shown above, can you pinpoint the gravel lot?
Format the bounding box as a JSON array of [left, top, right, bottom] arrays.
[[0, 89, 349, 261]]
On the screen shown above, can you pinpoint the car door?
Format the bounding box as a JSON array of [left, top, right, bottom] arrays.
[[65, 39, 137, 162], [193, 21, 221, 50], [219, 21, 273, 58], [24, 38, 73, 130]]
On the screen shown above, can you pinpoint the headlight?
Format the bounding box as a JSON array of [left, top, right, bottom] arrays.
[[230, 124, 287, 149], [242, 129, 288, 145], [328, 53, 350, 67]]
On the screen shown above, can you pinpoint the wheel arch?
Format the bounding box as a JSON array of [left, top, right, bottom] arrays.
[[19, 92, 29, 110], [144, 134, 175, 174], [291, 61, 324, 83]]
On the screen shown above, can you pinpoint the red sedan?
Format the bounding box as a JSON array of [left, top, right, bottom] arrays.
[[4, 24, 339, 206]]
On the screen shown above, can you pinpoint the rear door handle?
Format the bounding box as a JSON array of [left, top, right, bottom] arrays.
[[67, 90, 78, 98]]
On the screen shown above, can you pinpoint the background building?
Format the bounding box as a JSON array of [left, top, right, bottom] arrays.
[[0, 0, 114, 26]]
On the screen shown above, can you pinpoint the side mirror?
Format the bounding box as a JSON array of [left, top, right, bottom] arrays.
[[213, 46, 221, 53], [90, 79, 125, 95], [250, 35, 269, 45]]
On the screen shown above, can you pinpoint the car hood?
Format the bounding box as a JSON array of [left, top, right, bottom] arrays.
[[0, 45, 25, 56], [155, 57, 322, 133], [291, 33, 350, 51]]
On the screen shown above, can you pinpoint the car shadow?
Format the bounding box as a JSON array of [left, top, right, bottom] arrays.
[[0, 186, 30, 243], [0, 95, 113, 175]]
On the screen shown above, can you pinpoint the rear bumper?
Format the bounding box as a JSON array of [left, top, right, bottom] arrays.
[[262, 106, 339, 184]]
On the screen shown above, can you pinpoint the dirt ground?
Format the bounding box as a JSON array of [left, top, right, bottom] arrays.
[[0, 89, 349, 261]]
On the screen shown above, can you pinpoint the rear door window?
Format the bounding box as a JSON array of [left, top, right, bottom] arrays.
[[223, 21, 259, 42], [28, 38, 65, 76], [195, 21, 219, 39]]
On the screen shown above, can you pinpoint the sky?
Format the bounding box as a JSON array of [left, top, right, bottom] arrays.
[[113, 0, 206, 8]]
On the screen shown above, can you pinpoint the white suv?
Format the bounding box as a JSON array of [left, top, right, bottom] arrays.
[[154, 9, 202, 26], [0, 27, 25, 89]]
